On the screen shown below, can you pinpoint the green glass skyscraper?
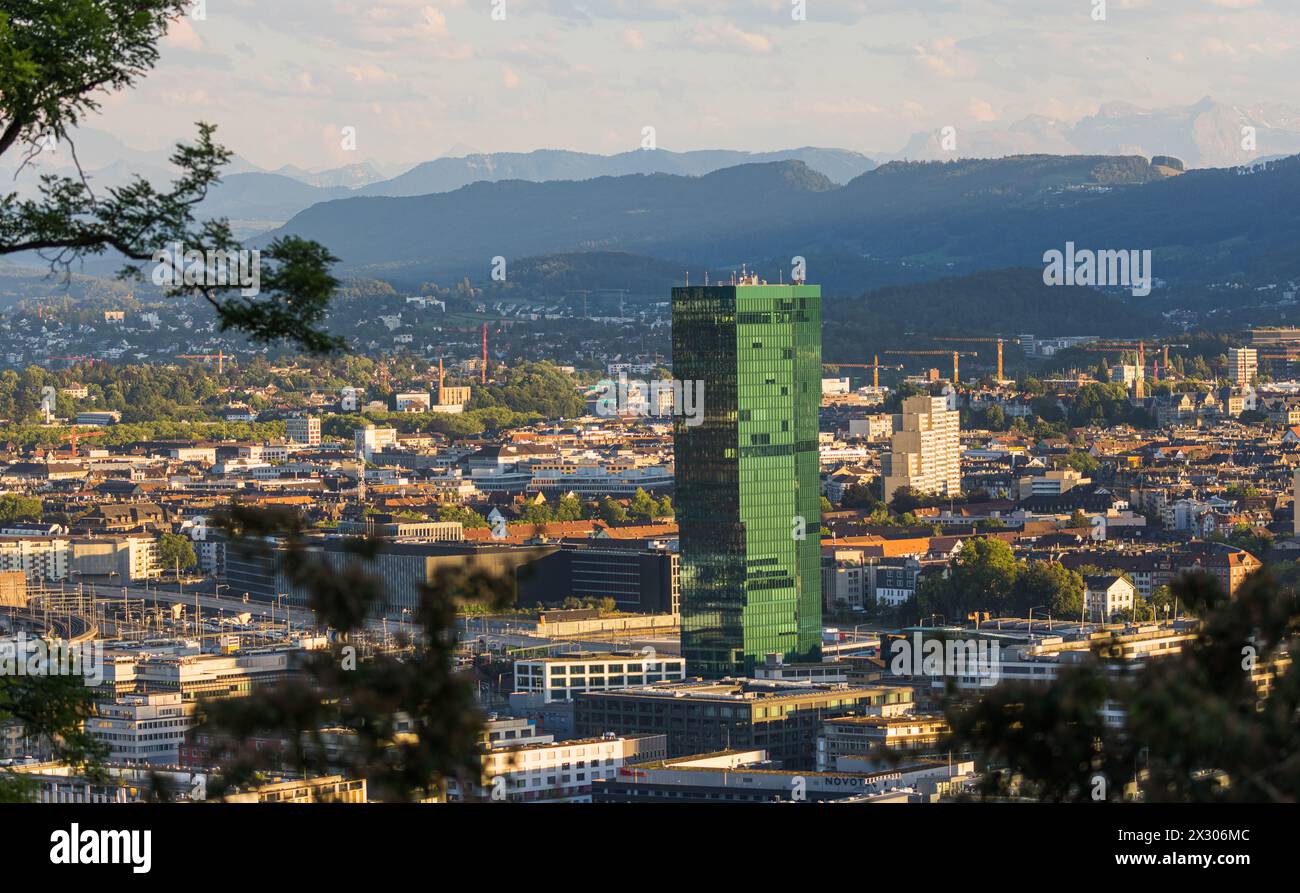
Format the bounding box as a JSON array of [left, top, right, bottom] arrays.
[[672, 279, 822, 678]]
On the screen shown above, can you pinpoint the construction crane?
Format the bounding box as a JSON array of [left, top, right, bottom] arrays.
[[1080, 343, 1141, 352], [1079, 342, 1188, 377], [932, 337, 1007, 382], [884, 350, 978, 385], [176, 351, 228, 374], [822, 355, 902, 389], [54, 426, 105, 458], [1077, 340, 1186, 353]]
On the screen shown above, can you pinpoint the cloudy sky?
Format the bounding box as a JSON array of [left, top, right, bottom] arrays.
[[91, 0, 1300, 170]]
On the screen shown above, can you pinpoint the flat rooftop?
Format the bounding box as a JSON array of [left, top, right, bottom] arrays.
[[576, 677, 893, 702]]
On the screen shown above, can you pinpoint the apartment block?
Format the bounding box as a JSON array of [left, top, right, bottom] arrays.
[[0, 536, 69, 582], [882, 395, 961, 500], [1228, 347, 1258, 386]]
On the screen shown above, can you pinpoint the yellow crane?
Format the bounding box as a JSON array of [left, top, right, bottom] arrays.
[[176, 350, 228, 374], [932, 337, 1007, 382], [884, 349, 978, 385], [821, 355, 902, 389]]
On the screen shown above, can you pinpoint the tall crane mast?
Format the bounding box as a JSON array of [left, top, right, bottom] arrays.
[[175, 350, 227, 374], [932, 337, 1006, 382], [884, 349, 978, 385], [821, 355, 902, 389]]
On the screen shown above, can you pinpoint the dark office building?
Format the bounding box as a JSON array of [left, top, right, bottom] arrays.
[[224, 537, 557, 612], [515, 544, 679, 614], [224, 537, 282, 603], [672, 281, 823, 677], [573, 678, 896, 769]]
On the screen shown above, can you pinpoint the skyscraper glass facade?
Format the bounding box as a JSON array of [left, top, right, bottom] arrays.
[[672, 283, 822, 677]]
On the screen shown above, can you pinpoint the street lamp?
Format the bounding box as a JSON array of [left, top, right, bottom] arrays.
[[1027, 605, 1050, 638]]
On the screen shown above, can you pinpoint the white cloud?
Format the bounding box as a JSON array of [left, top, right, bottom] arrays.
[[162, 17, 204, 50], [77, 0, 1300, 169], [687, 23, 774, 54]]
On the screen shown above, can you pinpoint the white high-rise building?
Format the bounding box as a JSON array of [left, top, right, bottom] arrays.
[[881, 395, 961, 501], [1228, 348, 1258, 387]]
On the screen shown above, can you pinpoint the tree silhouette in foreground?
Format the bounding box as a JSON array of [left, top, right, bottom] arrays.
[[947, 570, 1299, 802], [0, 2, 343, 799], [195, 506, 512, 802]]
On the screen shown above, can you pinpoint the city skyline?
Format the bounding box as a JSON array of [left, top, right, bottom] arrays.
[[1, 2, 1297, 866]]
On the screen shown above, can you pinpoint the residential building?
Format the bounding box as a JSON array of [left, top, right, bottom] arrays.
[[70, 535, 159, 582], [882, 395, 961, 500], [1017, 468, 1088, 501], [871, 557, 923, 607], [822, 549, 868, 611], [1228, 347, 1258, 387], [1084, 574, 1137, 622], [0, 536, 70, 582], [847, 414, 893, 441]]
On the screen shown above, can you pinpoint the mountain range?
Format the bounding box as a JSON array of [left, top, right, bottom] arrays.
[[257, 151, 1300, 297], [7, 97, 1299, 234]]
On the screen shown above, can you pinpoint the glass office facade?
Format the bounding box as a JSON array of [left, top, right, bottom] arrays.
[[672, 284, 822, 677]]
